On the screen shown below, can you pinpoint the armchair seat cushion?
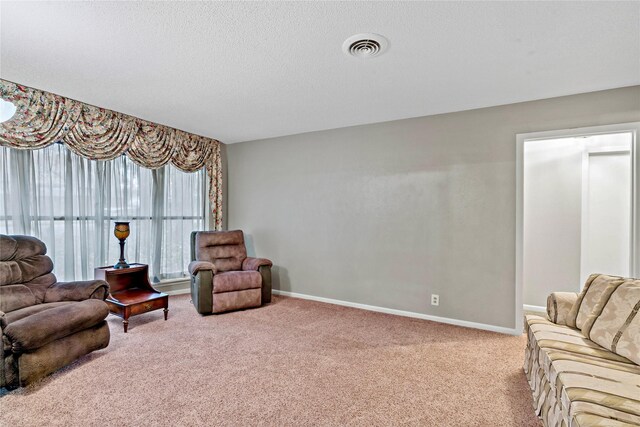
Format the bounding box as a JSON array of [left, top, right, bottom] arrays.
[[213, 271, 261, 293], [3, 299, 109, 353]]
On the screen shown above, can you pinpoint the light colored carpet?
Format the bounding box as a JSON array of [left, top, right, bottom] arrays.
[[1, 295, 541, 426]]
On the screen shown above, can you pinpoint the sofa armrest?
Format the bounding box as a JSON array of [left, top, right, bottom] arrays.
[[188, 260, 216, 275], [44, 280, 109, 303], [242, 257, 273, 271], [546, 292, 579, 325]]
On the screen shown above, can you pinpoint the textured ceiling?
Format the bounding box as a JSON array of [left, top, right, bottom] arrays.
[[1, 1, 638, 144]]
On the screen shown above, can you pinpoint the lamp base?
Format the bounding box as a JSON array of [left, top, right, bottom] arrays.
[[113, 261, 130, 269], [114, 238, 129, 269]]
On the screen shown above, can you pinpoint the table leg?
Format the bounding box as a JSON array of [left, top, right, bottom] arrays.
[[123, 319, 129, 333], [163, 307, 168, 320]]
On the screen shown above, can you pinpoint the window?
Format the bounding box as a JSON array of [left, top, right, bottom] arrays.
[[0, 143, 205, 282]]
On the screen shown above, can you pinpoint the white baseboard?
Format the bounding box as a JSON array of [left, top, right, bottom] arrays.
[[272, 289, 520, 335], [164, 288, 190, 296], [154, 279, 190, 296], [523, 304, 546, 314]]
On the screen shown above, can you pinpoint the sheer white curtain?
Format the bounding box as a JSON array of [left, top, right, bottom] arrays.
[[0, 143, 205, 282]]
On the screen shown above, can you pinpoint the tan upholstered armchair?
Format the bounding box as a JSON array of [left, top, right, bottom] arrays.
[[189, 230, 273, 315], [0, 235, 111, 388]]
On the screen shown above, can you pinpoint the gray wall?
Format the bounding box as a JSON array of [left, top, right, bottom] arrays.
[[226, 86, 640, 329]]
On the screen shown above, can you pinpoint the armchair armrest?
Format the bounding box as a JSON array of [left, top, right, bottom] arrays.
[[242, 257, 273, 305], [546, 292, 579, 325], [189, 261, 215, 315], [242, 257, 273, 271], [44, 280, 109, 303], [189, 260, 217, 275]]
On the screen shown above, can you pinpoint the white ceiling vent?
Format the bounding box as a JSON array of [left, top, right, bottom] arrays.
[[342, 33, 388, 58]]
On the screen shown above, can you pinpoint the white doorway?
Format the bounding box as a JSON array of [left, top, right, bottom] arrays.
[[581, 143, 632, 283], [515, 122, 640, 332]]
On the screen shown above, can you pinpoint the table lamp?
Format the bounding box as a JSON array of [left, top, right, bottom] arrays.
[[113, 221, 131, 269]]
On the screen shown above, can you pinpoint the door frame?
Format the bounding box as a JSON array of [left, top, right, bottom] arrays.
[[515, 122, 640, 334]]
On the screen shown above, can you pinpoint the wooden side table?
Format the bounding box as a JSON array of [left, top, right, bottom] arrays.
[[94, 263, 169, 333]]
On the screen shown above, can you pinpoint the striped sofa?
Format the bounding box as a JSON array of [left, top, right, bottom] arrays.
[[524, 274, 640, 427]]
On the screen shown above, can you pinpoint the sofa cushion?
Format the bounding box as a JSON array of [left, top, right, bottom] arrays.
[[212, 271, 261, 293], [580, 279, 626, 338], [18, 272, 57, 303], [0, 235, 47, 261], [0, 284, 36, 313], [0, 255, 54, 286], [588, 279, 640, 365], [568, 274, 625, 329], [3, 299, 109, 353], [618, 311, 640, 367], [527, 317, 632, 363]]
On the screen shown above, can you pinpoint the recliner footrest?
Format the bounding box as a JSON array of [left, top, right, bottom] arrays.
[[213, 288, 261, 314], [4, 299, 109, 353]]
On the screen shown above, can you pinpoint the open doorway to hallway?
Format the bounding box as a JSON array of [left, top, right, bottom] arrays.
[[515, 122, 639, 321]]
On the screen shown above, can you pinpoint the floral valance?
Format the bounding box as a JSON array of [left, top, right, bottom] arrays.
[[0, 79, 223, 229]]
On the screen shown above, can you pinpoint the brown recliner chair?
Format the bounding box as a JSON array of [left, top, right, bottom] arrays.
[[0, 234, 110, 388], [189, 230, 272, 315]]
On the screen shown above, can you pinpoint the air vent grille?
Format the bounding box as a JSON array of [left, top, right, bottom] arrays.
[[342, 33, 388, 58], [348, 39, 382, 57]]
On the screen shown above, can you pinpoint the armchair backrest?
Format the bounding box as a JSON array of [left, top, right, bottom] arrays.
[[0, 235, 57, 312], [191, 230, 247, 272]]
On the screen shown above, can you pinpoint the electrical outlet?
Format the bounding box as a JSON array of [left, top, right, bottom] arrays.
[[431, 294, 439, 306]]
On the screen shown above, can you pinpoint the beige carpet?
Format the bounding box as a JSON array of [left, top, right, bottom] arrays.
[[1, 295, 541, 426]]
